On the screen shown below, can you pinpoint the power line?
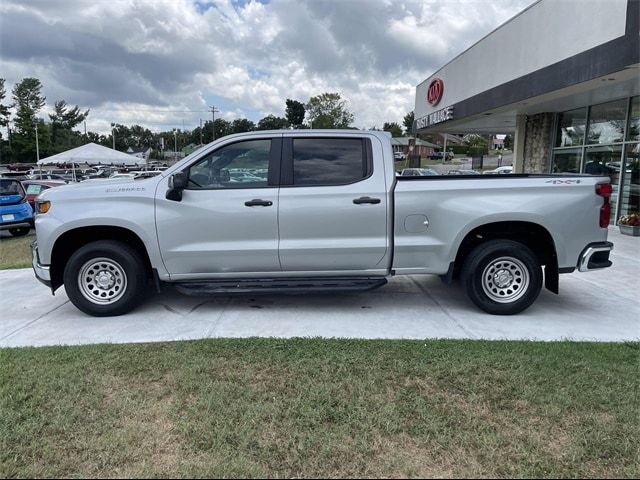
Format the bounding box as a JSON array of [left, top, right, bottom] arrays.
[[89, 108, 211, 113]]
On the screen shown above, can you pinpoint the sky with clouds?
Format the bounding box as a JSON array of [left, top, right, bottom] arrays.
[[1, 0, 532, 134]]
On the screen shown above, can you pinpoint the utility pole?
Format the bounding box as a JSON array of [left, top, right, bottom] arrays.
[[111, 122, 116, 150], [84, 121, 87, 139], [199, 118, 203, 145], [209, 105, 219, 141]]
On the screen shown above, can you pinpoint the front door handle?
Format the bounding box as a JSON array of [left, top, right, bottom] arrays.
[[244, 199, 273, 207], [353, 196, 381, 205]]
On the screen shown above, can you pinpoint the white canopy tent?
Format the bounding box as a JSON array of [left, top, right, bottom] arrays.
[[37, 142, 144, 167]]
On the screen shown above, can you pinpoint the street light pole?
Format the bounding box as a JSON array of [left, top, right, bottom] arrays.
[[35, 120, 40, 162], [173, 128, 177, 157]]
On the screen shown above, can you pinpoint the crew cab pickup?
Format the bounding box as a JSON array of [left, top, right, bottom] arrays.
[[31, 130, 613, 317]]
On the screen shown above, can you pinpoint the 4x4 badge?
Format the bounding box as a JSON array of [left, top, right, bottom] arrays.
[[545, 179, 581, 185]]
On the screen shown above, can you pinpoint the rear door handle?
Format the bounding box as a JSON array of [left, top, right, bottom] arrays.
[[244, 199, 273, 207], [353, 196, 381, 205]]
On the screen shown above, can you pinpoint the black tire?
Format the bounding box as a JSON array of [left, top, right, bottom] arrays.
[[461, 239, 542, 315], [9, 227, 30, 237], [63, 240, 148, 317]]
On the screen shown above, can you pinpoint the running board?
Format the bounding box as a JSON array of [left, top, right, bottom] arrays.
[[173, 277, 388, 296]]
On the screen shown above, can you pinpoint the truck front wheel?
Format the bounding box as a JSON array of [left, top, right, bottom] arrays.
[[462, 239, 542, 315], [63, 240, 147, 317]]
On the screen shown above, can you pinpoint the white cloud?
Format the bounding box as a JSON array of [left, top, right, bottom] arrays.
[[0, 0, 532, 133]]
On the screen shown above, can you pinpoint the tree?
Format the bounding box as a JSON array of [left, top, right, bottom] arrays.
[[503, 134, 513, 150], [48, 100, 89, 130], [306, 92, 354, 129], [231, 118, 255, 134], [285, 99, 306, 128], [463, 133, 489, 156], [383, 122, 403, 137], [0, 79, 10, 135], [403, 111, 415, 135], [48, 100, 90, 152], [11, 77, 46, 162], [257, 114, 289, 130], [212, 118, 232, 140]]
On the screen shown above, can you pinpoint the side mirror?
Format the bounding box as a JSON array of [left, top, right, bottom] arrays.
[[168, 171, 188, 189], [166, 171, 188, 201]]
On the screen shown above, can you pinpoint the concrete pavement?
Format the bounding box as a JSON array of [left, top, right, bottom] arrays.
[[0, 228, 638, 347]]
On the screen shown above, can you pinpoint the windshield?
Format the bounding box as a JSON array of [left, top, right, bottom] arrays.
[[0, 179, 25, 196]]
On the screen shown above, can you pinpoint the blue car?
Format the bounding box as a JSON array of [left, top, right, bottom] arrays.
[[0, 178, 33, 237]]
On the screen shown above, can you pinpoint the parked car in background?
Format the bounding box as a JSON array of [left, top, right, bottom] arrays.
[[393, 151, 405, 161], [109, 173, 136, 180], [0, 178, 33, 236], [429, 151, 454, 161], [1, 171, 29, 181], [400, 168, 439, 176], [28, 173, 71, 183], [137, 171, 162, 179], [22, 180, 66, 211], [448, 169, 480, 175], [484, 166, 513, 174]]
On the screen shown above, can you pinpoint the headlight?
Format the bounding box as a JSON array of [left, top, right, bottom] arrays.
[[36, 200, 51, 214]]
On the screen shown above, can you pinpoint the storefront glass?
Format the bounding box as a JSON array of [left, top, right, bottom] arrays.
[[627, 96, 640, 141], [587, 99, 627, 144], [555, 107, 586, 147], [551, 96, 639, 224], [551, 148, 581, 173], [619, 143, 640, 218]]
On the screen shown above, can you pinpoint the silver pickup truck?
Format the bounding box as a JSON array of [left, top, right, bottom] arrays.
[[31, 130, 613, 317]]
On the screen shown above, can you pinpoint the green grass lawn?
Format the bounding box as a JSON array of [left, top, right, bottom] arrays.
[[0, 233, 33, 269], [1, 339, 638, 478]]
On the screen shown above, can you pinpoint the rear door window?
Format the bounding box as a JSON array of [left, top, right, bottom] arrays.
[[291, 138, 370, 186], [26, 184, 44, 195]]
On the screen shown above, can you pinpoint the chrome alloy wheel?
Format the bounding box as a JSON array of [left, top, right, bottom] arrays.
[[78, 257, 128, 305], [481, 256, 530, 303]]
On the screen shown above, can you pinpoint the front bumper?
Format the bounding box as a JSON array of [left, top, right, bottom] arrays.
[[31, 241, 52, 288], [578, 242, 613, 272]]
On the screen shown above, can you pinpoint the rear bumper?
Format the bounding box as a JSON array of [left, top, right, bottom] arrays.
[[0, 221, 32, 230], [31, 241, 52, 288], [578, 242, 613, 272]]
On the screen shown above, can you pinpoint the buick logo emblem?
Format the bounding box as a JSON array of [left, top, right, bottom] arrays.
[[427, 78, 444, 106]]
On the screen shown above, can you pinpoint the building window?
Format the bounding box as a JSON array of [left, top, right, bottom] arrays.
[[619, 143, 640, 218], [586, 99, 627, 145], [627, 96, 640, 142], [551, 148, 581, 173], [550, 96, 639, 224], [555, 107, 586, 147]]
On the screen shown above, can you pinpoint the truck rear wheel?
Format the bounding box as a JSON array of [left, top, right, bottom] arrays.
[[63, 240, 147, 317], [462, 239, 542, 315]]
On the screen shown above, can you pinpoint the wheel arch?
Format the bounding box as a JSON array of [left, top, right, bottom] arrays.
[[50, 225, 153, 292], [449, 221, 559, 293]]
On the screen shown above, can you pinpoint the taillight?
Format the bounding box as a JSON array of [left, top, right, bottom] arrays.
[[596, 183, 612, 228]]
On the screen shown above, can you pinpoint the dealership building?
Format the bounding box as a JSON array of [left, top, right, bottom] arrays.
[[414, 0, 639, 223]]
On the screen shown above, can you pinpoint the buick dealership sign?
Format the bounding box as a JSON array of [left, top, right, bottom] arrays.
[[427, 78, 444, 106]]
